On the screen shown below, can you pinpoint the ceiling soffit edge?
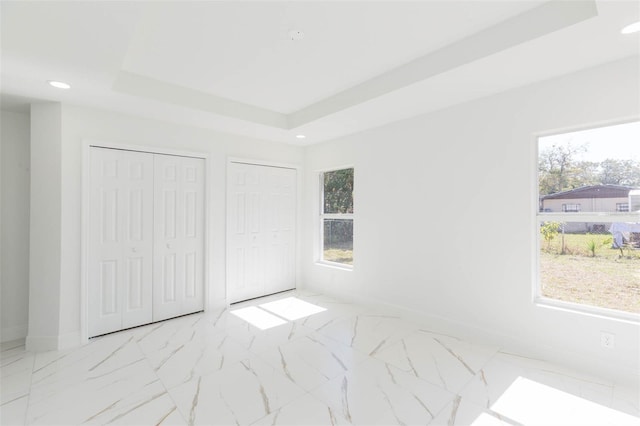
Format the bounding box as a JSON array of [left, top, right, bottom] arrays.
[[113, 0, 598, 131], [113, 71, 288, 129]]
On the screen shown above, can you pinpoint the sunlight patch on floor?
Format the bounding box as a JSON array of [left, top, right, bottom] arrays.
[[490, 376, 638, 426], [259, 297, 327, 320], [230, 296, 326, 329], [470, 412, 511, 426], [230, 306, 287, 330]]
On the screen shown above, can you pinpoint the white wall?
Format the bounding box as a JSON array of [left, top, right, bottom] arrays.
[[27, 104, 303, 349], [301, 56, 640, 385], [18, 55, 640, 384], [1, 110, 30, 342], [27, 103, 64, 350]]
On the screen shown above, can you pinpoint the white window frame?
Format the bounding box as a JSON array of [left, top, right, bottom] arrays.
[[318, 167, 354, 269], [534, 123, 640, 323]]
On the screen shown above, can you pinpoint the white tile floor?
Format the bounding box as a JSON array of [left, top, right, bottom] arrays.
[[1, 290, 638, 425]]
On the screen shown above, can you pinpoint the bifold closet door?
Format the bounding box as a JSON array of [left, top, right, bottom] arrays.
[[89, 148, 205, 337], [88, 148, 154, 337], [153, 154, 205, 321], [227, 162, 296, 304]]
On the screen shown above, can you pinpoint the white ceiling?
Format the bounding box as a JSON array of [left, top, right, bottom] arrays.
[[1, 1, 638, 145]]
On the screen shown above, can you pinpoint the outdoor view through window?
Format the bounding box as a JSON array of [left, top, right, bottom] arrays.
[[537, 121, 640, 315], [321, 168, 354, 266]]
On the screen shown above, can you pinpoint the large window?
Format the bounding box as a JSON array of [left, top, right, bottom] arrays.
[[537, 121, 640, 317], [320, 168, 354, 266]]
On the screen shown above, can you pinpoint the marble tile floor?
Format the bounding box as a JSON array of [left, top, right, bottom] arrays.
[[1, 290, 638, 425]]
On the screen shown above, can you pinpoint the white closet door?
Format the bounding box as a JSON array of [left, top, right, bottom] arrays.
[[263, 166, 296, 295], [153, 154, 205, 321], [227, 163, 266, 303], [88, 148, 154, 337], [227, 163, 296, 303]]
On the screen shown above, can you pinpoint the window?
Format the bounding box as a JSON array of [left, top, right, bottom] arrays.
[[562, 204, 581, 212], [537, 121, 640, 317], [617, 203, 629, 212], [320, 168, 354, 266]]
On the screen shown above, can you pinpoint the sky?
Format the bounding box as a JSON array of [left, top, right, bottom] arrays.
[[539, 120, 639, 163]]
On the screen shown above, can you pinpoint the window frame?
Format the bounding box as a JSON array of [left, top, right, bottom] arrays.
[[561, 203, 581, 212], [616, 203, 629, 212], [318, 167, 354, 270], [533, 122, 640, 322]]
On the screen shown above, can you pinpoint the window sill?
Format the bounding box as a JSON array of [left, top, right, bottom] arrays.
[[315, 261, 353, 272], [534, 296, 640, 324]]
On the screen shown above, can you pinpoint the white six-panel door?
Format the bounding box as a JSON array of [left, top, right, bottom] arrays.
[[227, 162, 296, 303], [88, 147, 204, 337], [153, 155, 205, 321], [88, 148, 154, 337]]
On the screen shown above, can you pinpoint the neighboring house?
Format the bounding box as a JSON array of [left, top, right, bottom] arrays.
[[540, 184, 634, 213], [540, 184, 637, 233]]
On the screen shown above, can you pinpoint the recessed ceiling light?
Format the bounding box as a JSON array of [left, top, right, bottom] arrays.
[[296, 134, 306, 139], [48, 80, 71, 89], [288, 30, 304, 41], [621, 21, 640, 35]]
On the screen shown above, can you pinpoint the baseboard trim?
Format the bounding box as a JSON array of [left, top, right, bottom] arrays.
[[57, 330, 81, 350], [304, 283, 639, 387], [26, 334, 59, 352], [1, 324, 28, 343], [26, 330, 81, 352]]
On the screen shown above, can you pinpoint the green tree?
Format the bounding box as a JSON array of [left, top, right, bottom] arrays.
[[538, 142, 587, 195], [538, 142, 640, 195], [323, 168, 354, 213], [598, 159, 640, 186], [540, 221, 561, 252], [573, 160, 599, 187], [323, 168, 354, 251]]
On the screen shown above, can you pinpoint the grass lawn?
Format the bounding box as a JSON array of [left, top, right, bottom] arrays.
[[323, 248, 353, 265], [540, 233, 640, 314], [323, 233, 639, 314]]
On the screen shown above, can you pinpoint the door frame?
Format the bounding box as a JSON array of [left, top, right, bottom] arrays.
[[225, 158, 301, 306], [81, 139, 210, 343]]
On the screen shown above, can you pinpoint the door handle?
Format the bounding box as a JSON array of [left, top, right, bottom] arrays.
[[166, 242, 173, 249], [132, 247, 139, 253]]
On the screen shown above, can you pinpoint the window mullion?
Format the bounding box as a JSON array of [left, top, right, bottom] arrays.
[[321, 213, 354, 220], [538, 212, 640, 223]]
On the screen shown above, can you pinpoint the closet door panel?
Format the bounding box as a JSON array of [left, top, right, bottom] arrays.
[[88, 148, 153, 337], [263, 167, 296, 295], [227, 163, 296, 304], [180, 157, 205, 314], [153, 155, 182, 321], [227, 163, 265, 303], [153, 154, 204, 321], [121, 151, 154, 329]]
